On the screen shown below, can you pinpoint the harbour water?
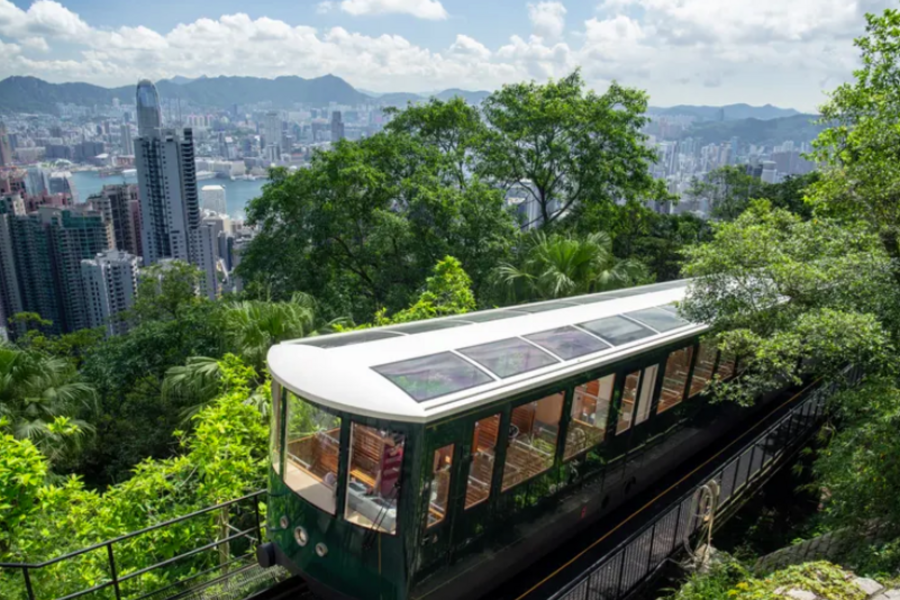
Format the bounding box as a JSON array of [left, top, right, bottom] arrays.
[[70, 171, 267, 220]]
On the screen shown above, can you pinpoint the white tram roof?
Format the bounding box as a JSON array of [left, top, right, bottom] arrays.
[[268, 280, 706, 424]]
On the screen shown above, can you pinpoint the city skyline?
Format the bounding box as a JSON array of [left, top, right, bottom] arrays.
[[0, 0, 893, 112]]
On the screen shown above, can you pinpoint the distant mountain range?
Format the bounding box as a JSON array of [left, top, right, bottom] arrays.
[[0, 75, 803, 123], [677, 114, 825, 145], [0, 75, 491, 114], [647, 103, 802, 122]]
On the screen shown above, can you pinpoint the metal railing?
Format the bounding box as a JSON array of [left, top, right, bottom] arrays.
[[0, 491, 268, 600], [550, 369, 860, 600]]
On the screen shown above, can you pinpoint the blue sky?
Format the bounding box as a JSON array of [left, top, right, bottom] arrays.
[[0, 0, 894, 111]]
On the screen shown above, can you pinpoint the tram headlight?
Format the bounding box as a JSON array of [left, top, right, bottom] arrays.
[[279, 515, 289, 530], [315, 542, 328, 557], [294, 526, 309, 547]]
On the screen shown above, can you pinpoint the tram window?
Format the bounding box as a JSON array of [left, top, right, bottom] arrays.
[[283, 392, 342, 514], [717, 352, 736, 379], [466, 414, 501, 509], [428, 444, 455, 528], [565, 375, 614, 460], [345, 424, 406, 535], [634, 365, 658, 426], [689, 342, 718, 397], [658, 347, 694, 414], [270, 386, 284, 474], [502, 393, 564, 492], [616, 371, 641, 434]]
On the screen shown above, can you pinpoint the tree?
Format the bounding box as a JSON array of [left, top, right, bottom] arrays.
[[479, 71, 667, 228], [492, 232, 648, 304], [0, 345, 96, 466], [686, 166, 767, 221], [240, 135, 516, 321], [680, 201, 897, 405], [130, 261, 205, 322], [810, 9, 900, 286]]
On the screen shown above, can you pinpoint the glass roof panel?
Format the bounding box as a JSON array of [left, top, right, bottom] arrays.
[[385, 320, 470, 334], [524, 326, 611, 360], [625, 307, 691, 332], [298, 330, 404, 348], [373, 352, 494, 402], [446, 310, 527, 323], [569, 294, 621, 305], [459, 338, 559, 378], [578, 316, 655, 346], [514, 301, 579, 314]]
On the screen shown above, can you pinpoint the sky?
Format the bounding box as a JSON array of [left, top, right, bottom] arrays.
[[0, 0, 894, 112]]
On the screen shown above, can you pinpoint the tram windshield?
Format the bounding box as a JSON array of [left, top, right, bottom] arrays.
[[283, 392, 342, 514], [345, 423, 406, 535]]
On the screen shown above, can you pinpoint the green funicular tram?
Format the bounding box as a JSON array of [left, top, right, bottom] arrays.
[[258, 280, 755, 600]]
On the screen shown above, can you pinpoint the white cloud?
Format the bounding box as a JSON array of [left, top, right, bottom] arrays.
[[0, 0, 892, 110], [528, 2, 567, 38], [317, 1, 334, 14], [338, 0, 448, 20]]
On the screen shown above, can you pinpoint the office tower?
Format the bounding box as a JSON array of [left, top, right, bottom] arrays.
[[135, 126, 200, 266], [0, 122, 11, 167], [136, 79, 162, 138], [264, 111, 282, 152], [81, 249, 139, 336], [200, 184, 227, 215], [89, 184, 142, 257], [331, 111, 345, 143], [121, 122, 134, 155]]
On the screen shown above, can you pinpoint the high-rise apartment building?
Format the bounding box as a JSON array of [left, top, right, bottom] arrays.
[[264, 111, 282, 152], [0, 122, 12, 167], [331, 111, 345, 143], [135, 125, 200, 266], [89, 184, 142, 257], [121, 122, 134, 156], [0, 195, 25, 327], [81, 249, 139, 336], [196, 221, 220, 300]]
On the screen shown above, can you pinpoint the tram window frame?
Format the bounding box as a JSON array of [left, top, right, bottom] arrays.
[[427, 444, 455, 528], [501, 392, 565, 493], [657, 346, 694, 414], [465, 414, 502, 510], [564, 374, 615, 461], [688, 341, 718, 398], [282, 391, 343, 515], [270, 383, 284, 475], [344, 422, 407, 536]]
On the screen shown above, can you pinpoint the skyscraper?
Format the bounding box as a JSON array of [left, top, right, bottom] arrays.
[[331, 111, 345, 143], [81, 249, 139, 336], [136, 79, 162, 138], [121, 122, 134, 156], [196, 221, 220, 300], [135, 126, 200, 267], [0, 122, 12, 167], [264, 111, 282, 152], [0, 195, 25, 328]]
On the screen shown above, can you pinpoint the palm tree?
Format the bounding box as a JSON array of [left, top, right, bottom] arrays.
[[0, 345, 96, 463], [163, 294, 344, 420], [494, 232, 648, 304]]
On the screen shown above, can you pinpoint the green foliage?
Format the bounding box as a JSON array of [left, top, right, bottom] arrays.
[[687, 167, 817, 221], [672, 561, 866, 600], [681, 201, 896, 404], [0, 356, 268, 600], [492, 231, 648, 304], [131, 260, 206, 323], [810, 8, 900, 285], [479, 70, 666, 227]]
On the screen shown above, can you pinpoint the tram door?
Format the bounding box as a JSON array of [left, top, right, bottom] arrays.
[[418, 424, 464, 573], [609, 362, 662, 455]]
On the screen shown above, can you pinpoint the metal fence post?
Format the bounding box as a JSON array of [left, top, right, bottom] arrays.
[[22, 566, 36, 600], [253, 495, 263, 546], [107, 542, 122, 600]]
